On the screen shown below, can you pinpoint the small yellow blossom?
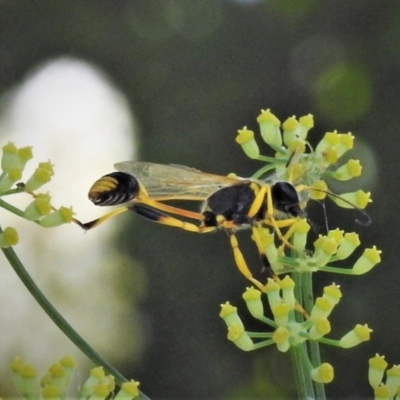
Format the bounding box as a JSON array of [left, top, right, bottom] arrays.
[[369, 354, 388, 388], [308, 180, 328, 200], [309, 317, 331, 340], [385, 365, 400, 397], [235, 127, 260, 159], [24, 165, 53, 191], [332, 159, 362, 181], [330, 190, 372, 209], [38, 206, 75, 227], [352, 246, 382, 275], [0, 227, 19, 247], [219, 302, 244, 329], [242, 287, 264, 319], [339, 324, 372, 348], [271, 303, 290, 326], [336, 232, 360, 260], [42, 384, 61, 400], [257, 109, 282, 148], [280, 276, 296, 310], [115, 380, 141, 400], [323, 284, 342, 306], [374, 384, 391, 400], [311, 363, 334, 383], [272, 326, 290, 352], [263, 278, 282, 309], [227, 324, 254, 351], [310, 297, 334, 320]]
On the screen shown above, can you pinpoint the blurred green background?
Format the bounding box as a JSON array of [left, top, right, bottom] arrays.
[[0, 1, 398, 399]]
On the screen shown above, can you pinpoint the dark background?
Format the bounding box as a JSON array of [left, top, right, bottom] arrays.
[[1, 1, 398, 399]]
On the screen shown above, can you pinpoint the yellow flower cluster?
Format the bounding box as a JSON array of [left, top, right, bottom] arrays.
[[220, 279, 372, 384], [369, 354, 400, 400], [223, 109, 381, 389], [9, 356, 140, 400], [0, 142, 76, 236]]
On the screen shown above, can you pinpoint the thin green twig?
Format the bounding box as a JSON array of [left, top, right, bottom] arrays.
[[0, 225, 150, 400]]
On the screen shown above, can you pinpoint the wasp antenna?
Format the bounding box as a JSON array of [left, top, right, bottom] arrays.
[[355, 210, 372, 226], [308, 187, 372, 227]]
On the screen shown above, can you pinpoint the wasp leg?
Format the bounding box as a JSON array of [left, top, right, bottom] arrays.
[[80, 206, 131, 230], [131, 204, 215, 233], [227, 231, 265, 290], [135, 197, 204, 221], [251, 225, 309, 318]]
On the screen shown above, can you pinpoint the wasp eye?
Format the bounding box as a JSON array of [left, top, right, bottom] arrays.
[[88, 172, 139, 206]]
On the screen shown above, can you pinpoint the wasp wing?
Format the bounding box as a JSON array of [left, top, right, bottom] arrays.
[[114, 161, 239, 201]]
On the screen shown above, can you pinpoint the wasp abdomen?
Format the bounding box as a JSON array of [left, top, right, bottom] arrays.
[[88, 172, 139, 206]]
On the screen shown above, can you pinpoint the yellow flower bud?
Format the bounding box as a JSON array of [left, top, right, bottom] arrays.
[[242, 287, 264, 319], [386, 365, 400, 397], [257, 109, 282, 148], [329, 190, 372, 209], [368, 354, 388, 388], [24, 193, 52, 221], [271, 303, 290, 326], [93, 382, 112, 399], [272, 326, 290, 352], [42, 384, 61, 400], [323, 283, 342, 306], [0, 227, 19, 247], [309, 317, 331, 340], [291, 219, 311, 250], [374, 384, 391, 400], [310, 297, 334, 320], [339, 324, 372, 348], [298, 114, 314, 140], [235, 127, 260, 159], [280, 276, 296, 310], [313, 236, 338, 267], [219, 302, 243, 328], [311, 363, 334, 384], [308, 180, 328, 200], [115, 380, 141, 400], [352, 246, 381, 275], [336, 132, 355, 157], [227, 324, 254, 351], [2, 142, 32, 172], [315, 131, 340, 153], [38, 206, 75, 227], [332, 159, 362, 181], [264, 278, 281, 309], [335, 232, 360, 260], [24, 166, 53, 191]]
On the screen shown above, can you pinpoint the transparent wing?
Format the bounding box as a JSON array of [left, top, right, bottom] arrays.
[[114, 161, 239, 200]]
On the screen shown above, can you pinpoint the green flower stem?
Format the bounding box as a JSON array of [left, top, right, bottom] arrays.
[[317, 338, 341, 347], [290, 343, 315, 399], [318, 266, 355, 275], [0, 226, 151, 400], [0, 198, 26, 218], [302, 273, 326, 400], [247, 332, 273, 338], [290, 271, 326, 399], [252, 340, 275, 350]]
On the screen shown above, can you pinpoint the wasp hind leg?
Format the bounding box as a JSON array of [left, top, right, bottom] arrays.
[[130, 204, 215, 233]]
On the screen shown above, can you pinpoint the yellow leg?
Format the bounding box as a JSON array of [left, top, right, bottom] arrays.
[[79, 206, 131, 230], [228, 232, 265, 290], [247, 184, 267, 218]]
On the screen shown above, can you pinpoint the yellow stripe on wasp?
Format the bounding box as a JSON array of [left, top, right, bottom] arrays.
[[75, 161, 370, 290]]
